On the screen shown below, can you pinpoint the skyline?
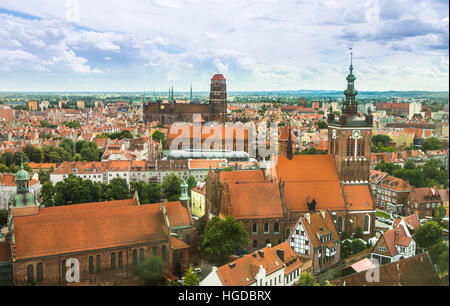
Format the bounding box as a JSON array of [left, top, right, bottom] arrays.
[[0, 0, 448, 92]]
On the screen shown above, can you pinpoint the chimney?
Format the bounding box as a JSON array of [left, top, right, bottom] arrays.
[[276, 249, 285, 262], [258, 250, 264, 258], [229, 262, 236, 269], [394, 230, 399, 243]]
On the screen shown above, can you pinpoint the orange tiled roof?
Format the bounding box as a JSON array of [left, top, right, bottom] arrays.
[[216, 245, 283, 286], [170, 236, 191, 250], [343, 185, 374, 211], [284, 181, 346, 212], [219, 170, 264, 185], [227, 182, 283, 219], [13, 199, 167, 260], [299, 211, 340, 249], [275, 155, 339, 182], [164, 201, 192, 228]]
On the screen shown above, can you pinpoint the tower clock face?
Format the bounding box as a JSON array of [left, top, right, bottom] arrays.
[[332, 129, 337, 139], [160, 105, 165, 110], [352, 129, 361, 139]]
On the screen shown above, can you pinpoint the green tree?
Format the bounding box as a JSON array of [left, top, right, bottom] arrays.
[[317, 121, 328, 129], [0, 163, 8, 173], [372, 134, 392, 146], [0, 152, 14, 166], [136, 256, 165, 286], [403, 159, 416, 170], [353, 227, 363, 239], [75, 140, 86, 154], [0, 209, 7, 228], [40, 181, 55, 207], [152, 130, 165, 147], [23, 144, 43, 163], [13, 151, 28, 166], [187, 176, 197, 197], [106, 178, 130, 201], [298, 147, 319, 155], [162, 173, 182, 199], [295, 273, 315, 286], [350, 239, 366, 254], [374, 161, 401, 175], [131, 182, 162, 204], [59, 138, 74, 155], [415, 221, 443, 249], [200, 216, 250, 264], [182, 266, 199, 286], [422, 137, 443, 151]]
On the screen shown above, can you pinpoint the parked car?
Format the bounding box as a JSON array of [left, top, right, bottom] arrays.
[[193, 267, 202, 274]]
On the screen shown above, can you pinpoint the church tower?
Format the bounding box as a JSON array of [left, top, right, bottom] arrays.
[[209, 74, 227, 123], [327, 50, 373, 184]]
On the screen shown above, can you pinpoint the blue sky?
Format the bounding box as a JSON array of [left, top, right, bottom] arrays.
[[0, 0, 448, 92]]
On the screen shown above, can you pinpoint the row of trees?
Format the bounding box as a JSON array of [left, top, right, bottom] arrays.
[[40, 176, 130, 207], [374, 158, 449, 189], [0, 140, 104, 166]]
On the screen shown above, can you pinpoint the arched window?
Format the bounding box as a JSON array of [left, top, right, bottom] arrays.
[[337, 217, 344, 233], [27, 265, 34, 283], [133, 249, 138, 267], [118, 252, 123, 269], [36, 263, 43, 282], [162, 245, 166, 259], [252, 223, 257, 234], [139, 248, 145, 262], [274, 222, 279, 234], [358, 140, 365, 156], [347, 137, 355, 157], [264, 223, 269, 234], [364, 214, 370, 233], [62, 260, 67, 278], [111, 253, 116, 270], [96, 255, 101, 273], [253, 240, 258, 250], [89, 256, 94, 273], [152, 246, 157, 257]]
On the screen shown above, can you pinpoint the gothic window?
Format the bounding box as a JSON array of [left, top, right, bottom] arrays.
[[139, 248, 145, 262], [153, 246, 157, 257], [37, 263, 43, 282], [62, 260, 66, 278], [347, 137, 355, 156], [27, 265, 34, 283], [264, 223, 269, 234], [118, 252, 123, 269], [358, 140, 365, 156], [111, 253, 116, 270], [89, 256, 94, 273], [252, 223, 257, 234], [337, 217, 344, 233], [96, 255, 101, 272], [364, 215, 370, 233], [133, 249, 138, 267], [162, 245, 166, 259], [274, 222, 279, 234], [253, 240, 258, 250]]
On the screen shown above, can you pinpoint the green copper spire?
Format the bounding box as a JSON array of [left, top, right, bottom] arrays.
[[190, 83, 193, 103], [342, 47, 358, 115]]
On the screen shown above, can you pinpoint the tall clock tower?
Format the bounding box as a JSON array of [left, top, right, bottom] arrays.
[[327, 52, 373, 184]]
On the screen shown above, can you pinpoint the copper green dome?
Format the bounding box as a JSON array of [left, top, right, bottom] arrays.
[[16, 167, 29, 181], [25, 193, 35, 206], [14, 194, 24, 207]]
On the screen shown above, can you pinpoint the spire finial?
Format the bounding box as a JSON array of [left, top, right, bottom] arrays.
[[349, 45, 353, 73]]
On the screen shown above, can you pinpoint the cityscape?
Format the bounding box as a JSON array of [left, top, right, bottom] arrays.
[[0, 0, 448, 292]]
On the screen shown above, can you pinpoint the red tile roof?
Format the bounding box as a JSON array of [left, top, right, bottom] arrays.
[[164, 201, 192, 228], [13, 199, 167, 260], [211, 74, 226, 80], [227, 182, 283, 219], [344, 185, 374, 211], [275, 155, 339, 182], [219, 170, 264, 185]]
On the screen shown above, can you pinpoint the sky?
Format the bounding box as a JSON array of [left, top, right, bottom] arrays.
[[0, 0, 448, 92]]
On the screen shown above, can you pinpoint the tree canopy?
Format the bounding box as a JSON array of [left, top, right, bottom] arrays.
[[200, 216, 250, 264], [182, 266, 199, 286], [422, 137, 443, 151], [415, 221, 443, 249], [136, 256, 165, 286]]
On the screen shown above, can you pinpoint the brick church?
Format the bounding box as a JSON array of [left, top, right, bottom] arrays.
[[205, 57, 376, 251], [143, 74, 227, 125]]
